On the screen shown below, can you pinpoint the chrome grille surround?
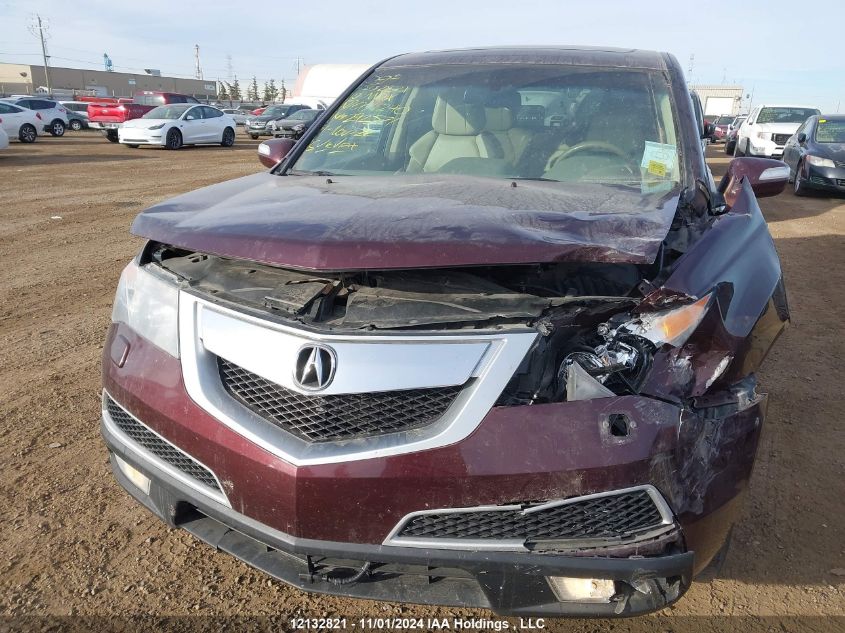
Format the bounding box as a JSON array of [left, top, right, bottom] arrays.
[[179, 292, 538, 467]]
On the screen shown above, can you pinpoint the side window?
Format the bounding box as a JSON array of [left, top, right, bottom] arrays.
[[185, 106, 201, 119], [186, 97, 199, 103], [0, 103, 16, 114], [34, 100, 51, 109], [17, 99, 31, 109], [203, 107, 222, 118], [747, 108, 758, 125], [171, 95, 186, 104]]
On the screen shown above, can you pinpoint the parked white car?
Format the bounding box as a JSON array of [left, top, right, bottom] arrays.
[[734, 104, 820, 158], [221, 108, 248, 125], [0, 127, 9, 150], [0, 100, 42, 142], [0, 97, 69, 136], [118, 104, 237, 149]]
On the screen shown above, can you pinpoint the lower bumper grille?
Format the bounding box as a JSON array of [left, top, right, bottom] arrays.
[[105, 395, 222, 493], [394, 488, 669, 544], [772, 134, 791, 145], [217, 357, 462, 443]]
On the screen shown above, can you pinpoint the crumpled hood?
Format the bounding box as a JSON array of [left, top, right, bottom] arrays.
[[131, 172, 681, 271]]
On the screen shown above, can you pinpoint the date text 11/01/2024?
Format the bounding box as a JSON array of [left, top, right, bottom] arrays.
[[289, 617, 548, 630]]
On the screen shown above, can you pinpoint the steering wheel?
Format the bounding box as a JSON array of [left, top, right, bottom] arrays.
[[545, 141, 632, 173]]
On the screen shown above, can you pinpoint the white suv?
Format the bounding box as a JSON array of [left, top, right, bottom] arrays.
[[734, 104, 820, 158], [0, 97, 69, 137]]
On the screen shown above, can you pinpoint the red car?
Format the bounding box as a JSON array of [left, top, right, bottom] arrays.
[[102, 46, 790, 617]]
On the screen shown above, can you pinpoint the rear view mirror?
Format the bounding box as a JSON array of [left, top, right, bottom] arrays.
[[718, 157, 790, 206], [257, 137, 296, 168]]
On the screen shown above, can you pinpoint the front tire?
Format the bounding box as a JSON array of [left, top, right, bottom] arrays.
[[69, 119, 83, 131], [221, 127, 235, 147], [19, 123, 37, 143], [165, 128, 183, 150], [733, 138, 746, 157], [50, 120, 66, 137], [125, 144, 139, 149], [249, 133, 259, 140], [793, 161, 808, 196], [105, 130, 119, 143]]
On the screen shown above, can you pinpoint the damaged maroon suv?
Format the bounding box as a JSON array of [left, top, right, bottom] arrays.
[[101, 47, 791, 617]]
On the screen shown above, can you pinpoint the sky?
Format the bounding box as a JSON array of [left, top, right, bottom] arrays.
[[1, 0, 842, 112]]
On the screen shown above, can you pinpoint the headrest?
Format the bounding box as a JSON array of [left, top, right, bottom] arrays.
[[432, 96, 486, 136], [484, 107, 514, 132]]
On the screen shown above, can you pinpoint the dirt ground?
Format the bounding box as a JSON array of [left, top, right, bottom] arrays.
[[0, 134, 843, 633]]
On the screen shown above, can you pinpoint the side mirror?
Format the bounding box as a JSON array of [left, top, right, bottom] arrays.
[[718, 157, 790, 206], [703, 122, 715, 139], [257, 137, 296, 168], [797, 132, 807, 143]]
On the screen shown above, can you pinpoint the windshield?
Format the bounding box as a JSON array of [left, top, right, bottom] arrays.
[[264, 106, 290, 117], [716, 116, 736, 126], [143, 104, 191, 119], [290, 64, 681, 189], [815, 119, 845, 143], [291, 110, 317, 121], [757, 107, 820, 124]]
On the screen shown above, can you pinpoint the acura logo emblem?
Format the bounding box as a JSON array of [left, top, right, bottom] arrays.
[[293, 344, 336, 391]]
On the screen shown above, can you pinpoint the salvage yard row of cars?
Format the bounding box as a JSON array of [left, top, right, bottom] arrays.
[[101, 45, 804, 618], [0, 89, 324, 150], [703, 105, 845, 195]]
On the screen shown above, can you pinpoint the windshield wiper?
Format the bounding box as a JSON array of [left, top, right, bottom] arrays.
[[288, 169, 337, 177]]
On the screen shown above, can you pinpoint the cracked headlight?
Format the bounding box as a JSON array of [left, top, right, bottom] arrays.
[[111, 260, 179, 357], [628, 294, 712, 347]]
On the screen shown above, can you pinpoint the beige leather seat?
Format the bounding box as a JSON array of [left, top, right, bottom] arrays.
[[484, 107, 533, 166], [407, 96, 503, 173]]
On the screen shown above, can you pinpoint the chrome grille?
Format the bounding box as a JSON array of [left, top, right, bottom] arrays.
[[105, 396, 222, 492], [217, 357, 462, 443], [396, 489, 665, 543]]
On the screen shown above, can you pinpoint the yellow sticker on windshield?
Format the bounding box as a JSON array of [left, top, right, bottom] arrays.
[[647, 160, 667, 177], [819, 119, 827, 123]]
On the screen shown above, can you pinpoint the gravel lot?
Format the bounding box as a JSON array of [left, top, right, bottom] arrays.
[[1, 133, 843, 632]]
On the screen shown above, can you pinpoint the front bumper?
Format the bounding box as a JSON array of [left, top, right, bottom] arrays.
[[748, 140, 785, 158], [245, 125, 272, 136], [805, 164, 845, 193], [103, 414, 694, 616], [117, 129, 164, 145], [101, 320, 766, 616]]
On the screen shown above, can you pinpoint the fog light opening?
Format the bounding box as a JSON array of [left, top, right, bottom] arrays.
[[547, 576, 616, 603], [114, 454, 151, 495]]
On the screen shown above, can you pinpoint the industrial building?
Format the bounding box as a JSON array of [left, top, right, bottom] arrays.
[[690, 84, 746, 117], [0, 62, 217, 99]]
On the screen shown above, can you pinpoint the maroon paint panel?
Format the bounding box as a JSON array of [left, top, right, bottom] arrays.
[[130, 173, 682, 271], [103, 323, 764, 564]]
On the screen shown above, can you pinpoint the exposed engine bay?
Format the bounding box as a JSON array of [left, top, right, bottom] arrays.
[[151, 243, 731, 408]]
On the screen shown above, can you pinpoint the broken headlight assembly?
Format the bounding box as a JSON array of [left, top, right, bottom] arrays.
[[500, 293, 715, 405]]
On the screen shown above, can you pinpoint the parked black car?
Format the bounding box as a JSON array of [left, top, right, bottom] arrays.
[[244, 104, 311, 139], [782, 115, 845, 195], [269, 109, 322, 139]]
